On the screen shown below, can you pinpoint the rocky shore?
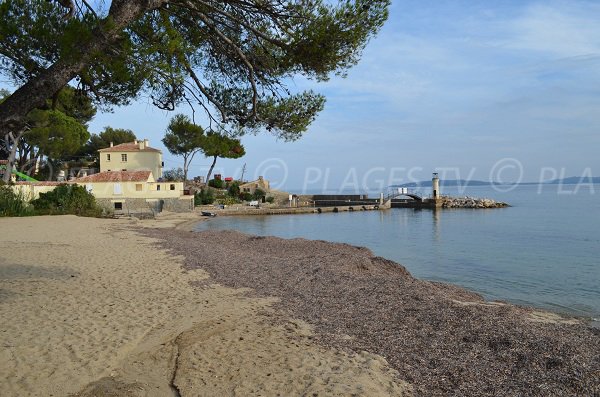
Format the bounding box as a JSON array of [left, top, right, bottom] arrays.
[[146, 229, 600, 397], [441, 196, 510, 208]]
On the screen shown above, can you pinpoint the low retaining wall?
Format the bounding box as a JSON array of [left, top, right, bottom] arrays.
[[313, 199, 381, 207], [97, 196, 194, 215], [310, 194, 381, 207]]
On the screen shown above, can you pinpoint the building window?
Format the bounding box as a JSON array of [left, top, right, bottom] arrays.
[[136, 184, 142, 191], [157, 185, 161, 191], [114, 202, 123, 210], [170, 184, 175, 191], [121, 154, 127, 162], [106, 154, 111, 161]]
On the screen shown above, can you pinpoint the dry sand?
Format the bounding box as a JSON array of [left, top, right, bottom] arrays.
[[0, 215, 407, 396]]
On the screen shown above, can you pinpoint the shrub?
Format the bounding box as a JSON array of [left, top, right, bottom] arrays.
[[216, 196, 239, 205], [0, 185, 32, 217], [208, 178, 224, 189], [227, 181, 240, 197], [163, 168, 185, 182], [252, 188, 266, 200], [240, 192, 253, 201], [195, 188, 214, 205], [265, 196, 275, 204], [32, 184, 102, 216]]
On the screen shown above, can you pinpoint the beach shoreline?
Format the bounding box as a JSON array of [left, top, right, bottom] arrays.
[[192, 211, 600, 325], [0, 215, 408, 396], [1, 214, 598, 396], [143, 222, 600, 396]]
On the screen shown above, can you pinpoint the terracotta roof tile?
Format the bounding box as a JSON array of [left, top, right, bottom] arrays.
[[73, 170, 152, 183], [14, 181, 68, 186], [0, 160, 8, 165], [98, 141, 161, 153]]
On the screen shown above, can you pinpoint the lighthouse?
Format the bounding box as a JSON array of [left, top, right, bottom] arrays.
[[432, 172, 440, 199]]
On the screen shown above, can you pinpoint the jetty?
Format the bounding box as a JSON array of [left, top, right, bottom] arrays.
[[196, 173, 508, 216], [196, 203, 383, 216], [385, 173, 508, 209]]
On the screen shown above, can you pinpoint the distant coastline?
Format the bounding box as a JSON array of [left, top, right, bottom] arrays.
[[394, 176, 600, 188]]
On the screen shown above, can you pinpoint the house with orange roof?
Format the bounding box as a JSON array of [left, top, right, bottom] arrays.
[[74, 169, 192, 213], [240, 176, 270, 195], [70, 139, 191, 213], [12, 140, 193, 214], [98, 139, 163, 178]]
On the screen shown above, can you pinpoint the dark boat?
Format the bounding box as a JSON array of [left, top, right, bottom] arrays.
[[201, 211, 217, 217]]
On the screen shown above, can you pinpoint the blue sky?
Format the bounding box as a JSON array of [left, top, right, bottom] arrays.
[[10, 0, 600, 191]]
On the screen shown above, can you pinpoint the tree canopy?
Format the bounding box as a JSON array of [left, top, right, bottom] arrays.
[[202, 131, 245, 183], [1, 86, 94, 177], [162, 114, 205, 181], [25, 109, 90, 163], [0, 0, 389, 181], [81, 126, 137, 159], [162, 167, 185, 182]]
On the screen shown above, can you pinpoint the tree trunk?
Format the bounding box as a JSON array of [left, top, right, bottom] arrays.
[[183, 153, 189, 182], [205, 155, 218, 183], [2, 131, 24, 183], [0, 0, 165, 180]]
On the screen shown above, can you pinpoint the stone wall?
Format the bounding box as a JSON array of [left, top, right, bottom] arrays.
[[312, 194, 379, 207], [96, 196, 194, 215], [312, 194, 370, 201], [162, 197, 194, 212]]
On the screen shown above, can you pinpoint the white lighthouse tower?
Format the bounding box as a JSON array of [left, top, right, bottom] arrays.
[[432, 172, 440, 199]]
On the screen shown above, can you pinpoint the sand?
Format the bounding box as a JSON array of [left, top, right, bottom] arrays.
[[0, 215, 407, 396], [146, 228, 600, 397], [3, 214, 598, 396]]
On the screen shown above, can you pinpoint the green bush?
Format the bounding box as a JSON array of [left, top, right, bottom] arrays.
[[0, 185, 32, 217], [208, 178, 224, 189], [265, 196, 275, 204], [240, 192, 253, 201], [195, 188, 214, 205], [32, 184, 102, 216], [227, 181, 240, 197], [216, 196, 239, 205], [252, 188, 266, 200]]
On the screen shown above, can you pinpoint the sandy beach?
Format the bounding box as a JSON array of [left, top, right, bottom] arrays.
[[0, 215, 406, 396], [1, 214, 598, 396]]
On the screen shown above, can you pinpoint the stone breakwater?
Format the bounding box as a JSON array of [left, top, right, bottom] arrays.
[[441, 196, 509, 208]]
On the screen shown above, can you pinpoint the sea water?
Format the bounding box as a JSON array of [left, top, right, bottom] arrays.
[[194, 185, 600, 321]]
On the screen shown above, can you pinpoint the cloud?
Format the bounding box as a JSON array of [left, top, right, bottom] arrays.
[[506, 2, 600, 57]]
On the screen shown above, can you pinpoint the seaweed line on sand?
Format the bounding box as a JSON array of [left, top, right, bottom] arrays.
[[143, 228, 600, 397]]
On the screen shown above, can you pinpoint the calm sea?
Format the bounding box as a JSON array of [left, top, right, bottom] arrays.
[[194, 185, 600, 321]]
